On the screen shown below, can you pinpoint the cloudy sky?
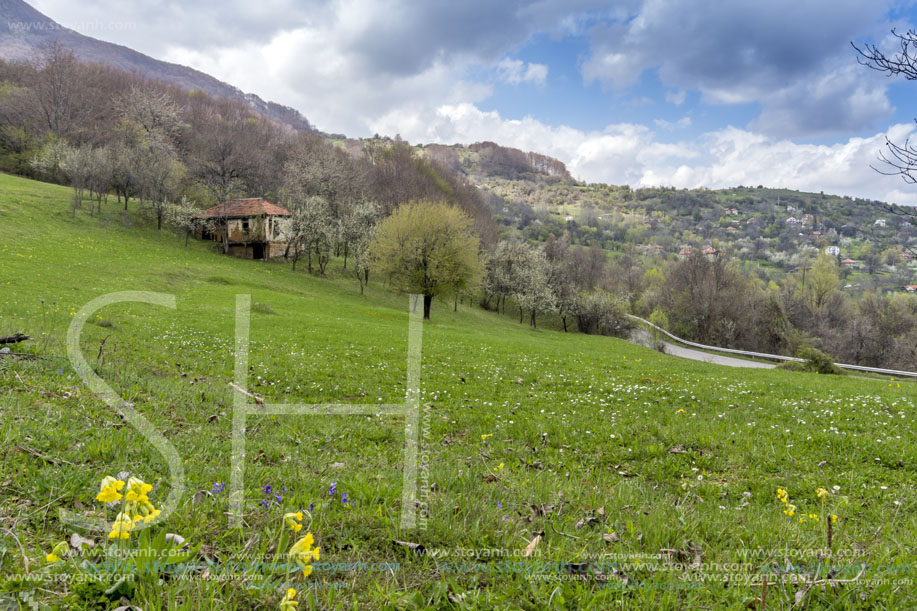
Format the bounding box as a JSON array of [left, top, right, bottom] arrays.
[[32, 0, 917, 204]]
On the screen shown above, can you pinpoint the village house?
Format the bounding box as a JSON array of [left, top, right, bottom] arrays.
[[193, 198, 293, 260]]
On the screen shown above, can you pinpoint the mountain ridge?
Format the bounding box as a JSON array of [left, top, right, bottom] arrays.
[[0, 0, 313, 131]]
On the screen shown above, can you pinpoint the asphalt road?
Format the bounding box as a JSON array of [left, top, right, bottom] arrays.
[[629, 329, 776, 369]]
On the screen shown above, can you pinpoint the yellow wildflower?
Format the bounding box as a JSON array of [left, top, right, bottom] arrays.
[[816, 488, 828, 499], [96, 476, 125, 503], [279, 587, 299, 610], [288, 533, 320, 576], [676, 408, 685, 413], [493, 462, 504, 472], [481, 433, 493, 441], [283, 512, 304, 532], [46, 553, 60, 563], [831, 514, 838, 524], [108, 513, 134, 540]]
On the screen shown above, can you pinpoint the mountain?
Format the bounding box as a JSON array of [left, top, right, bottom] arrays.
[[0, 0, 313, 131]]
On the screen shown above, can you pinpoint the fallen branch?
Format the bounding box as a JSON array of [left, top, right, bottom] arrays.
[[791, 565, 867, 609], [228, 382, 265, 405], [550, 518, 582, 541], [0, 352, 43, 360], [0, 333, 30, 345]]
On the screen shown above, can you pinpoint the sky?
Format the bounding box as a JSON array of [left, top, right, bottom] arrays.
[[31, 0, 917, 204]]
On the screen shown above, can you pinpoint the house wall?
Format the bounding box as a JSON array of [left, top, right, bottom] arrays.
[[226, 217, 267, 242], [196, 214, 293, 260]]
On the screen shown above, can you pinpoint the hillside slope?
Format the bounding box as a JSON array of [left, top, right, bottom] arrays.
[[0, 173, 914, 609], [0, 0, 313, 131]]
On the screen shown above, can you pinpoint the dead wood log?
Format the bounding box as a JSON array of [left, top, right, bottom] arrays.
[[0, 333, 30, 345]]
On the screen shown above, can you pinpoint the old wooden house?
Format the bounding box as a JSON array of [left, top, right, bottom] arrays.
[[194, 198, 293, 260]]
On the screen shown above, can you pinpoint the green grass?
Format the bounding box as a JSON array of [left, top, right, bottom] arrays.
[[0, 172, 915, 609]]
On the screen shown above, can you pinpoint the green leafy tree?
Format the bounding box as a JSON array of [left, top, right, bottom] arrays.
[[370, 201, 482, 320]]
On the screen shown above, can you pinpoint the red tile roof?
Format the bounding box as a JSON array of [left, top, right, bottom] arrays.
[[193, 198, 292, 219]]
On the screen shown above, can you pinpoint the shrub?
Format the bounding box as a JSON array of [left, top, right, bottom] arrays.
[[574, 290, 634, 338], [780, 345, 845, 375]]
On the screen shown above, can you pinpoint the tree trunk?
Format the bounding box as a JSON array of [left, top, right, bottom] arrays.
[[423, 294, 433, 320], [519, 306, 524, 323], [157, 210, 163, 230], [530, 310, 537, 329], [454, 293, 458, 312], [562, 316, 568, 332]]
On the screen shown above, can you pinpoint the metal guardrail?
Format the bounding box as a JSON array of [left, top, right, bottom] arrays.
[[626, 314, 917, 379]]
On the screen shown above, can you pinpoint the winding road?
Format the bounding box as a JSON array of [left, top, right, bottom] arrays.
[[629, 329, 776, 369]]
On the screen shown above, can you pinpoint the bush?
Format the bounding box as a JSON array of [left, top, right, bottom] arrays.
[[779, 345, 845, 375], [574, 290, 634, 338]]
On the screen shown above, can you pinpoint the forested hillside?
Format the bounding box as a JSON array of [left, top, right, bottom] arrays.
[[2, 45, 917, 371]]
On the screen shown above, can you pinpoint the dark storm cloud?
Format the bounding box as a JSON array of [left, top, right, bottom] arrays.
[[342, 0, 608, 77], [582, 0, 895, 135]]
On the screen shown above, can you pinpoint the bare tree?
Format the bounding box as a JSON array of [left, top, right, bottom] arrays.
[[853, 30, 917, 224]]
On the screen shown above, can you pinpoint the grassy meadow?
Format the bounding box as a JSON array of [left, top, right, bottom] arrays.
[[0, 172, 915, 609]]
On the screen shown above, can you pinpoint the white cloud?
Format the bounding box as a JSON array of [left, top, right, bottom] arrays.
[[379, 103, 917, 205], [665, 89, 686, 105], [496, 58, 549, 86], [654, 117, 691, 130]]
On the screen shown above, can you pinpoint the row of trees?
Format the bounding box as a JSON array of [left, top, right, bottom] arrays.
[[636, 251, 917, 370]]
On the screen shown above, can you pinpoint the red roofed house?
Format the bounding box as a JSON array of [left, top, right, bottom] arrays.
[[193, 198, 293, 260]]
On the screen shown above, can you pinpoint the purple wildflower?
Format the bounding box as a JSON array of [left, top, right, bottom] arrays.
[[211, 482, 225, 495], [261, 499, 270, 508], [341, 492, 348, 504], [328, 482, 337, 496], [57, 369, 63, 375], [274, 494, 283, 504], [309, 503, 314, 512], [263, 484, 272, 495], [495, 500, 502, 508]]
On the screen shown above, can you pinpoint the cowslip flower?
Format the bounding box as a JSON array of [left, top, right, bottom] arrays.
[[122, 477, 160, 524], [45, 541, 68, 563], [279, 587, 299, 610], [108, 513, 135, 540], [783, 504, 796, 517], [288, 533, 321, 577], [283, 511, 304, 533], [96, 476, 125, 503]]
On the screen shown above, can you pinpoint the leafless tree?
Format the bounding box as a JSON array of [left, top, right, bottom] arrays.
[[853, 30, 917, 222]]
